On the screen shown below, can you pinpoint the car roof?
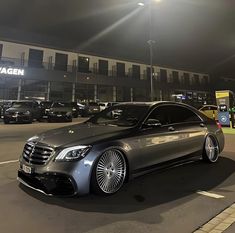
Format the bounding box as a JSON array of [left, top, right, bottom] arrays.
[[116, 101, 195, 108]]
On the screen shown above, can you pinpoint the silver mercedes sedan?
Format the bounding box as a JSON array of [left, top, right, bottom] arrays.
[[18, 101, 224, 196]]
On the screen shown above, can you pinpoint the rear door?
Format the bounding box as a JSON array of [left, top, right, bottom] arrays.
[[167, 105, 206, 159], [130, 105, 185, 171]]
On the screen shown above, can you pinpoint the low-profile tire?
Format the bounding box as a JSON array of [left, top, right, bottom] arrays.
[[202, 135, 219, 163], [91, 149, 127, 195]]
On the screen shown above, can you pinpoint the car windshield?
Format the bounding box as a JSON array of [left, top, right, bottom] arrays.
[[12, 102, 33, 108], [87, 104, 149, 127], [52, 102, 72, 108]]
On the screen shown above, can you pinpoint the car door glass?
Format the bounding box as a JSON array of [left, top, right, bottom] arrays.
[[168, 106, 201, 124], [146, 106, 170, 126]]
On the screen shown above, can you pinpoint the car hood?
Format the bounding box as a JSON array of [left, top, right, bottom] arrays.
[[32, 123, 133, 148], [6, 107, 31, 113]]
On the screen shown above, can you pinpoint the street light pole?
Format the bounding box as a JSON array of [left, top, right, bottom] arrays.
[[148, 0, 154, 101], [139, 0, 161, 101]]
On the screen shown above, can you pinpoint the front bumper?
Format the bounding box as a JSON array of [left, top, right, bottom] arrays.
[[18, 150, 97, 196], [18, 170, 77, 196], [4, 115, 31, 123]]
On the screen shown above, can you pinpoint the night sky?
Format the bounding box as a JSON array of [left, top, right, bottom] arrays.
[[0, 0, 234, 75]]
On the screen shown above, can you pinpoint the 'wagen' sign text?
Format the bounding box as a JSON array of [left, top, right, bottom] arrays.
[[0, 67, 25, 76]]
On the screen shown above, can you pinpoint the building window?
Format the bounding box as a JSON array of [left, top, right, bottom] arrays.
[[203, 76, 209, 84], [28, 49, 43, 68], [78, 56, 90, 73], [183, 73, 190, 86], [99, 59, 108, 76], [146, 67, 154, 80], [132, 65, 140, 79], [0, 44, 3, 58], [116, 62, 125, 77], [160, 69, 167, 83], [172, 71, 179, 83], [193, 74, 200, 85], [54, 53, 68, 71]]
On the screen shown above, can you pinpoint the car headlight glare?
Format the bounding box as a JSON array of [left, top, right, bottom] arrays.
[[55, 145, 91, 161]]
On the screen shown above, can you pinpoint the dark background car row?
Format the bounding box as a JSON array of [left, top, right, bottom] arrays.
[[0, 100, 119, 124]]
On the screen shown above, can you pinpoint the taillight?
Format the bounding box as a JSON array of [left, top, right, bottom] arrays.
[[216, 122, 222, 129]]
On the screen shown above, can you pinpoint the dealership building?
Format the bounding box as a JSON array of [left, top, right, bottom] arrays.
[[0, 40, 212, 106]]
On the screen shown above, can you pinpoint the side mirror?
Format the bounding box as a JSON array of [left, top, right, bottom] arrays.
[[143, 119, 162, 128]]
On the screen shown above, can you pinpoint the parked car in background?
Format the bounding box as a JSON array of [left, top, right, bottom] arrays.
[[107, 102, 119, 108], [80, 102, 100, 117], [71, 102, 82, 118], [99, 102, 108, 111], [0, 100, 14, 119], [48, 102, 73, 122], [199, 105, 218, 121], [39, 101, 53, 120], [18, 102, 224, 196], [4, 101, 41, 124]]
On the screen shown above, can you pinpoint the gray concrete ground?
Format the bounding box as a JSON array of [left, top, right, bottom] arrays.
[[0, 119, 235, 233]]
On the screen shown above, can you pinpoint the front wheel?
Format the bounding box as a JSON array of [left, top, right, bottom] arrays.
[[91, 149, 127, 195], [202, 135, 219, 163]]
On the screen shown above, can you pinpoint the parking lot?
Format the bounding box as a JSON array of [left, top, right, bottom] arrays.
[[0, 119, 235, 233]]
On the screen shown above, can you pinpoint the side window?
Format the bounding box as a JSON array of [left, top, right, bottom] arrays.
[[146, 106, 170, 125], [211, 106, 218, 111], [169, 106, 201, 123]]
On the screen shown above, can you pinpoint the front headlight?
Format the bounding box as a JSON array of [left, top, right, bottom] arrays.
[[55, 145, 91, 161]]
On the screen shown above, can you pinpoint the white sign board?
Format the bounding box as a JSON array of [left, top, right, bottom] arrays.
[[0, 67, 25, 76]]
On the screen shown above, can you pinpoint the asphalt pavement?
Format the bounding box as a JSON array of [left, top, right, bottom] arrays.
[[0, 119, 235, 233]]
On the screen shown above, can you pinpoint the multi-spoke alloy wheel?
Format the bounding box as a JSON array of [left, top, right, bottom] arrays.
[[94, 149, 126, 195], [203, 135, 219, 163]]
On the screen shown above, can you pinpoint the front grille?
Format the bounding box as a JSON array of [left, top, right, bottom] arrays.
[[23, 142, 54, 165]]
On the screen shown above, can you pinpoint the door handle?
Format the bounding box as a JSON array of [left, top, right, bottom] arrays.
[[168, 126, 175, 131]]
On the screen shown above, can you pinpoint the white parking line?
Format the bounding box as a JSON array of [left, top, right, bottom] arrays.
[[0, 160, 18, 165], [197, 190, 225, 199]]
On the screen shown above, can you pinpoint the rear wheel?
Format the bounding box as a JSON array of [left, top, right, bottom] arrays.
[[91, 149, 127, 195], [202, 135, 219, 163]]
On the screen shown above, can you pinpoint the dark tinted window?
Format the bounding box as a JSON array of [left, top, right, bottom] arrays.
[[99, 60, 108, 75], [132, 65, 140, 79], [117, 62, 125, 77], [88, 105, 149, 127], [193, 74, 200, 85], [78, 56, 89, 73], [146, 67, 154, 80], [54, 53, 68, 71], [28, 49, 43, 68], [0, 44, 2, 58], [12, 102, 34, 108], [183, 73, 190, 86], [169, 106, 200, 123], [172, 71, 179, 83], [148, 105, 201, 125], [160, 69, 167, 83]]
